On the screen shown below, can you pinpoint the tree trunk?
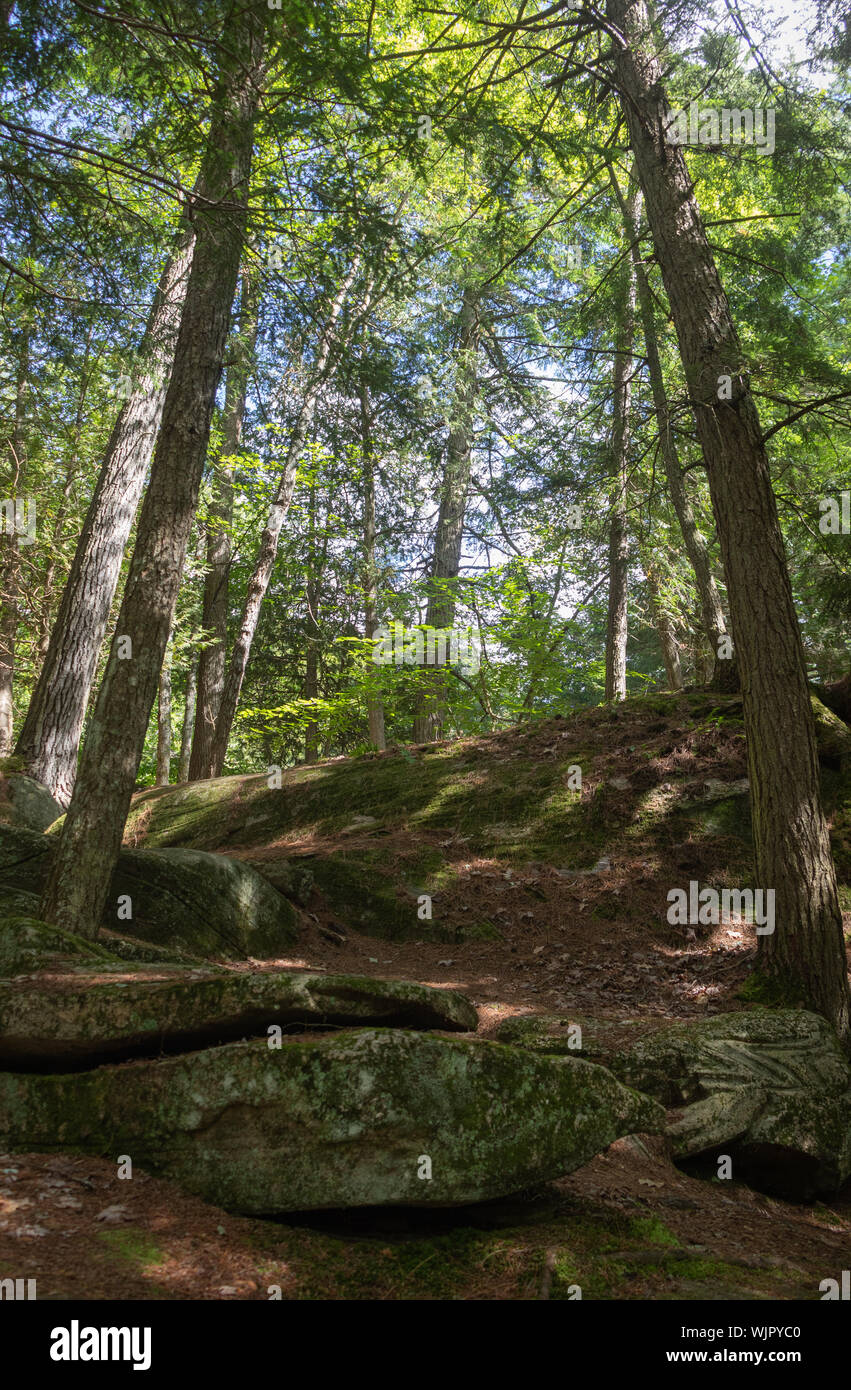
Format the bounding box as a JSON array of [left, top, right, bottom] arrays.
[[210, 256, 360, 775], [605, 214, 636, 703], [612, 171, 735, 692], [189, 267, 258, 779], [359, 364, 386, 749], [177, 653, 198, 783], [39, 9, 264, 937], [15, 228, 195, 804], [644, 560, 683, 691], [304, 476, 320, 764], [303, 630, 320, 763], [156, 643, 172, 785], [412, 287, 479, 742], [0, 329, 27, 755], [608, 0, 850, 1040], [36, 330, 94, 664]]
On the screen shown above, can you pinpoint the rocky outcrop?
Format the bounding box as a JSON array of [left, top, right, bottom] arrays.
[[0, 968, 479, 1066], [497, 1007, 851, 1199], [0, 827, 298, 959], [0, 768, 63, 832], [0, 1029, 663, 1211]]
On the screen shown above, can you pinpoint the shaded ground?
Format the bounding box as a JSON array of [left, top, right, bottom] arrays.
[[4, 690, 851, 1298], [2, 1136, 850, 1300]]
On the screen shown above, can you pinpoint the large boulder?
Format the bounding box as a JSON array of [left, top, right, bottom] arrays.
[[495, 1008, 851, 1199], [0, 827, 298, 960], [0, 969, 479, 1066], [613, 1010, 851, 1199], [0, 1030, 663, 1212], [0, 767, 63, 831]]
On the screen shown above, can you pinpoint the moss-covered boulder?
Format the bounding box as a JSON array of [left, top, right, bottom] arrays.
[[0, 827, 298, 960], [809, 693, 851, 766], [0, 916, 119, 977], [0, 768, 63, 831], [0, 1029, 663, 1212], [109, 847, 298, 958], [0, 970, 478, 1065], [493, 1014, 654, 1062], [613, 1010, 851, 1198], [497, 1008, 851, 1198]]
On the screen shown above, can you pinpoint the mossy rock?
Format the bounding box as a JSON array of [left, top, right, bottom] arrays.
[[0, 772, 63, 832], [499, 1008, 851, 1198], [112, 696, 851, 946], [810, 693, 851, 765], [122, 745, 593, 862], [614, 1009, 851, 1198], [0, 969, 479, 1066], [0, 824, 51, 873], [493, 1014, 658, 1062], [0, 916, 119, 977], [0, 827, 298, 960], [0, 1029, 663, 1212], [110, 847, 298, 958]]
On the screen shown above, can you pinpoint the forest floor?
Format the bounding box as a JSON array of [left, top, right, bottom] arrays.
[[3, 691, 851, 1299]]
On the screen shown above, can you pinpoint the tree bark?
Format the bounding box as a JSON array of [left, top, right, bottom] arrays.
[[608, 0, 850, 1040], [177, 653, 198, 783], [15, 227, 195, 804], [644, 559, 683, 691], [412, 286, 479, 742], [39, 8, 264, 936], [209, 255, 360, 775], [304, 475, 321, 764], [156, 643, 172, 785], [359, 364, 386, 750], [188, 267, 258, 779], [605, 212, 636, 703], [612, 172, 734, 691], [0, 329, 28, 756]]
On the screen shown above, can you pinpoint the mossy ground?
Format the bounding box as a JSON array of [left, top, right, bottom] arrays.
[[121, 690, 851, 949], [0, 1149, 834, 1300]]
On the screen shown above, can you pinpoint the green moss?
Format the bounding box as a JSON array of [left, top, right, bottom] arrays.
[[629, 1215, 681, 1248], [737, 970, 807, 1009], [98, 1226, 166, 1270], [0, 915, 118, 976], [456, 921, 502, 943]]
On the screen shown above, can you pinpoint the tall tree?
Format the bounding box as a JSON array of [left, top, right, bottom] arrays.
[[209, 255, 361, 775], [40, 2, 266, 936], [359, 352, 386, 750], [188, 267, 258, 779], [0, 327, 28, 755], [413, 285, 480, 741], [607, 0, 850, 1039], [156, 640, 173, 785], [610, 168, 732, 689], [15, 229, 194, 803], [605, 205, 636, 703], [177, 654, 198, 783], [644, 557, 683, 691]]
